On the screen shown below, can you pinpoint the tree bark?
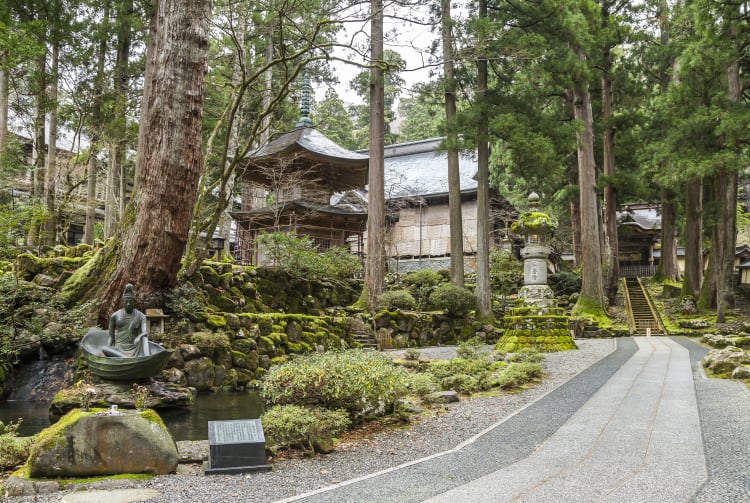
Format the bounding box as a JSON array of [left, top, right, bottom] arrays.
[[84, 1, 110, 245], [682, 177, 702, 299], [657, 189, 680, 281], [571, 52, 604, 313], [43, 42, 59, 245], [365, 0, 386, 309], [93, 0, 212, 322], [441, 0, 464, 287], [474, 0, 491, 319], [568, 162, 581, 267], [0, 68, 7, 155], [712, 51, 741, 322], [601, 43, 618, 305]]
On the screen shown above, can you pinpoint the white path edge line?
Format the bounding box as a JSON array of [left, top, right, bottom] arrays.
[[273, 338, 619, 503]]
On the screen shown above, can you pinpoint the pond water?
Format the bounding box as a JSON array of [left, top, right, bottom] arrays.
[[0, 391, 265, 441]]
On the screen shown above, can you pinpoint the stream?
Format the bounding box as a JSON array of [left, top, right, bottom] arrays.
[[0, 358, 264, 441]]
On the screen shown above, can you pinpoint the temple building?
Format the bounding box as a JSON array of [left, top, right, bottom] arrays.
[[230, 99, 369, 265]]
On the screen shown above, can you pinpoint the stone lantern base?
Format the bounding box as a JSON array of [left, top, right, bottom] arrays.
[[519, 284, 555, 310]]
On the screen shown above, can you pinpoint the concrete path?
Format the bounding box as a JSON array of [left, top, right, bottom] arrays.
[[284, 337, 750, 503], [427, 337, 705, 502]]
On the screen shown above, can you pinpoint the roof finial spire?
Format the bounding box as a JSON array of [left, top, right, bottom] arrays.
[[295, 73, 313, 128]]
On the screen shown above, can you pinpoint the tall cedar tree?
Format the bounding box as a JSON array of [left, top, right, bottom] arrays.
[[62, 0, 212, 323]]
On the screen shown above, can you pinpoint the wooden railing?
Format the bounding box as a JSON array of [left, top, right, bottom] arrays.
[[619, 264, 656, 278]]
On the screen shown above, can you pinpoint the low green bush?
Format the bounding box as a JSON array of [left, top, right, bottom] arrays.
[[548, 271, 582, 297], [262, 350, 410, 421], [493, 362, 544, 389], [256, 232, 362, 280], [407, 372, 440, 402], [166, 283, 205, 321], [429, 284, 476, 317], [440, 373, 483, 394], [506, 347, 545, 363], [427, 358, 490, 380], [455, 337, 490, 360], [261, 405, 350, 452], [0, 419, 30, 470], [402, 270, 443, 309], [489, 249, 524, 296], [377, 289, 416, 311]]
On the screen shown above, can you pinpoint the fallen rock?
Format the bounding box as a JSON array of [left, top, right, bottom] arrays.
[[27, 408, 178, 478], [427, 390, 459, 404], [702, 346, 750, 375], [731, 366, 750, 379], [2, 476, 59, 497]]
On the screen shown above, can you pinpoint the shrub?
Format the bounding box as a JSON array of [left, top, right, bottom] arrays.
[[262, 349, 410, 420], [493, 362, 543, 389], [426, 357, 490, 380], [440, 374, 480, 394], [0, 419, 30, 470], [455, 337, 490, 360], [548, 271, 582, 297], [429, 284, 476, 317], [404, 348, 421, 361], [489, 249, 524, 297], [261, 405, 350, 452], [407, 372, 440, 402], [402, 270, 443, 309], [506, 347, 545, 363], [166, 283, 205, 321], [256, 232, 362, 280], [377, 289, 416, 311]]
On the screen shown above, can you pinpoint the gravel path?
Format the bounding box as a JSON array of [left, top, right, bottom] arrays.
[[3, 339, 614, 502]]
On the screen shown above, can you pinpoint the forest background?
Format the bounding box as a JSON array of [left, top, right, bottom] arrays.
[[0, 0, 748, 325]]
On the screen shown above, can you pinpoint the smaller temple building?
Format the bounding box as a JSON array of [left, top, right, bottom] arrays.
[[231, 117, 369, 265]]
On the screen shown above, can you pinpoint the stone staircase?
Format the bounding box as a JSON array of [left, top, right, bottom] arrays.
[[625, 277, 664, 335], [351, 328, 379, 349]]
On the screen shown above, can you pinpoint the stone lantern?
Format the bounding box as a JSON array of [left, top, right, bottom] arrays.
[[511, 192, 556, 308]]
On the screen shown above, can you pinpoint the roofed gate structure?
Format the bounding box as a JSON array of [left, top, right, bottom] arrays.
[[231, 109, 369, 265]]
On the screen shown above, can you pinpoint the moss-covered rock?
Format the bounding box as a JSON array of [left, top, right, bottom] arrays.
[[26, 408, 177, 478]]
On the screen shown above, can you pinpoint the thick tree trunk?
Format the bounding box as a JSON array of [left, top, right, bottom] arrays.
[[442, 0, 464, 287], [27, 49, 47, 248], [104, 0, 135, 238], [0, 68, 7, 154], [366, 0, 386, 309], [711, 53, 741, 322], [475, 0, 491, 319], [43, 42, 60, 245], [601, 46, 618, 305], [657, 190, 680, 281], [682, 177, 702, 299], [84, 3, 110, 245], [568, 163, 581, 267], [714, 170, 738, 322], [572, 63, 604, 313], [92, 0, 212, 322]]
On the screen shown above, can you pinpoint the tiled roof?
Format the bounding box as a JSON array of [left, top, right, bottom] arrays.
[[362, 138, 478, 198]]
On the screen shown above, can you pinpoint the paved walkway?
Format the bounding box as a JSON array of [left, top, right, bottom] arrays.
[[281, 337, 750, 503]]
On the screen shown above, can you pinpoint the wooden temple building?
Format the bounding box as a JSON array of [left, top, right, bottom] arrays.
[[231, 104, 369, 265]]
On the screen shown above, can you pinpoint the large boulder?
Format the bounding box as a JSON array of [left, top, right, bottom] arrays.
[[27, 408, 178, 478], [702, 346, 750, 375]]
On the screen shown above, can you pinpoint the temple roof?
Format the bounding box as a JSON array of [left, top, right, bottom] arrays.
[[361, 138, 478, 198], [239, 127, 369, 191], [232, 199, 366, 218], [617, 203, 660, 232]]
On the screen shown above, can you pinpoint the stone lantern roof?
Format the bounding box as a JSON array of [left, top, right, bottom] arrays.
[[511, 192, 557, 236]]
